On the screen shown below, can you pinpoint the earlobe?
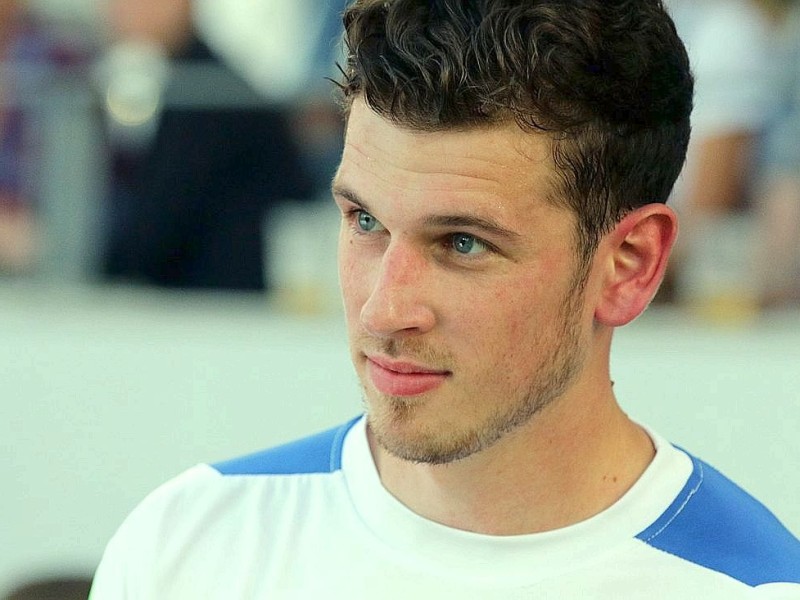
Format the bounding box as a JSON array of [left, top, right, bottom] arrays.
[[594, 204, 678, 327]]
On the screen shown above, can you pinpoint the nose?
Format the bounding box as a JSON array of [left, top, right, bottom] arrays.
[[359, 240, 436, 338]]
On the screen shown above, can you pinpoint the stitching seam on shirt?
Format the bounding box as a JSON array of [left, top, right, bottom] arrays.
[[643, 459, 705, 542], [329, 420, 350, 471]]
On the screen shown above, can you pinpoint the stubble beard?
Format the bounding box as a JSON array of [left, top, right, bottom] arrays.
[[364, 276, 588, 465]]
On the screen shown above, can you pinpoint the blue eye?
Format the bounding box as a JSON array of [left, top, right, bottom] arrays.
[[451, 233, 487, 255], [356, 210, 383, 232]]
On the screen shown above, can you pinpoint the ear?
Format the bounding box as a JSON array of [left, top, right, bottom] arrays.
[[593, 204, 678, 327]]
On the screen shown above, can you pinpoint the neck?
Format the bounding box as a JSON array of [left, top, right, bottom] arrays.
[[370, 386, 654, 536]]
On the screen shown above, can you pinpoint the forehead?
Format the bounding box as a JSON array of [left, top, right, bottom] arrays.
[[337, 99, 558, 212]]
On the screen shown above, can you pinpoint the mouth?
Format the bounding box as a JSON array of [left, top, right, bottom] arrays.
[[365, 355, 451, 397]]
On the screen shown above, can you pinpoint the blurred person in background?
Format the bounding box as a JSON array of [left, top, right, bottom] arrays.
[[191, 0, 351, 311], [664, 0, 776, 313], [98, 0, 314, 291], [750, 0, 800, 307], [0, 0, 85, 274], [275, 0, 350, 189], [272, 0, 352, 312]]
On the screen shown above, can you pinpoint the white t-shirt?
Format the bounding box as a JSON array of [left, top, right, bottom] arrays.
[[91, 416, 800, 599]]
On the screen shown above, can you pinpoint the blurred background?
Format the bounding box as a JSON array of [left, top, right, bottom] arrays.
[[0, 0, 798, 596]]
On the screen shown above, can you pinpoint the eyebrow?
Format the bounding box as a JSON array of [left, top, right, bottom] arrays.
[[331, 185, 522, 241], [332, 185, 368, 210]]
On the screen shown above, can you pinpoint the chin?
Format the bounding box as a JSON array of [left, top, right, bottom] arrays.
[[366, 399, 487, 465]]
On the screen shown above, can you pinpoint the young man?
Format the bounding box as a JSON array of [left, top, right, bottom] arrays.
[[91, 1, 800, 597]]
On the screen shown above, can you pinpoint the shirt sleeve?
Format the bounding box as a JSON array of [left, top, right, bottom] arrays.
[[88, 464, 217, 599]]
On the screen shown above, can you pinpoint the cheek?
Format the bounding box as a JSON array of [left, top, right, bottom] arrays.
[[338, 238, 355, 296], [338, 236, 370, 318], [488, 279, 539, 323], [465, 284, 533, 348], [477, 280, 556, 357]]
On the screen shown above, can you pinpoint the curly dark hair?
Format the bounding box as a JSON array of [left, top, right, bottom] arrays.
[[338, 0, 693, 262]]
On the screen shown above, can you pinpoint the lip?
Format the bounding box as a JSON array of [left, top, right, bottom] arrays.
[[365, 355, 450, 397]]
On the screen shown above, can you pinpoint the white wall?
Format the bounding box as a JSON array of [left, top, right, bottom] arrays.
[[1, 286, 798, 594]]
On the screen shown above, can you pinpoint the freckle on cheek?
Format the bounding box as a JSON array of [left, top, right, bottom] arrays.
[[491, 287, 525, 313], [492, 287, 510, 302]]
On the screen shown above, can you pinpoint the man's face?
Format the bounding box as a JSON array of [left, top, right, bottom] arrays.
[[334, 99, 594, 465]]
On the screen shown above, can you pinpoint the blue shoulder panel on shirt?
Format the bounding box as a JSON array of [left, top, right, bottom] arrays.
[[636, 450, 800, 586], [211, 416, 361, 476]]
